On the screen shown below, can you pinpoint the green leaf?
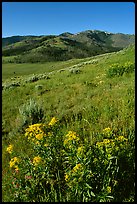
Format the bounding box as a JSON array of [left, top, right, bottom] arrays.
[[86, 183, 92, 189], [106, 195, 114, 199], [87, 190, 90, 197], [91, 191, 95, 197]]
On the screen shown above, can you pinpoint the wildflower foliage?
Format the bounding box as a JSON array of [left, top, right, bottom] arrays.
[[6, 118, 135, 202], [106, 62, 135, 78]]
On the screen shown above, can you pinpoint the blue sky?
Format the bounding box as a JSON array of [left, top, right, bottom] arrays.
[[2, 2, 135, 37]]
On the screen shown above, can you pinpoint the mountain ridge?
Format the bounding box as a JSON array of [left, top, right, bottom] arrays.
[[2, 29, 135, 63]]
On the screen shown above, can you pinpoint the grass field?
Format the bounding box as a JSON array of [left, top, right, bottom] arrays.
[[2, 45, 135, 202], [2, 57, 89, 80]]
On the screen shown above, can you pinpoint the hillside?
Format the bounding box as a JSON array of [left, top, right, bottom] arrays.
[[2, 44, 135, 202], [2, 30, 135, 63]]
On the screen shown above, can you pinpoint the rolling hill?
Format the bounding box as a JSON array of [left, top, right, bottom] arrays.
[[2, 30, 135, 63]]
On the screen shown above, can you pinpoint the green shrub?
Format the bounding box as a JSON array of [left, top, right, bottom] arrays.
[[124, 62, 135, 74], [19, 99, 44, 128], [69, 68, 81, 74], [106, 62, 135, 78]]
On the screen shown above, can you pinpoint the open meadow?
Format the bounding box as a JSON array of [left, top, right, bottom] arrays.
[[2, 45, 135, 202]]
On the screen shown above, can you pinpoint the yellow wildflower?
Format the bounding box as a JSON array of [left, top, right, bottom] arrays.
[[48, 117, 58, 126], [72, 163, 82, 173], [25, 124, 45, 140], [96, 141, 103, 147], [116, 136, 128, 141], [64, 131, 79, 145], [10, 160, 15, 168], [66, 131, 77, 139], [65, 174, 69, 182], [33, 156, 42, 166], [25, 132, 29, 137], [106, 186, 111, 193], [77, 146, 84, 155], [29, 132, 33, 137], [96, 139, 111, 148], [77, 146, 83, 152], [103, 127, 111, 133], [6, 144, 13, 154], [14, 165, 19, 171], [35, 133, 43, 140], [35, 141, 40, 145], [103, 139, 110, 145], [9, 157, 20, 168]]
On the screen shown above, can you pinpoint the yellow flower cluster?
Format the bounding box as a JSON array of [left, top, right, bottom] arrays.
[[64, 131, 79, 145], [103, 127, 111, 132], [35, 133, 43, 140], [77, 145, 85, 156], [33, 156, 42, 166], [6, 144, 13, 154], [72, 163, 82, 173], [25, 123, 45, 142], [103, 127, 112, 138], [48, 117, 58, 126], [65, 163, 83, 183], [64, 173, 69, 182], [9, 157, 20, 170], [115, 136, 128, 148], [96, 135, 128, 157], [96, 138, 111, 147], [106, 186, 111, 193], [116, 136, 128, 142]]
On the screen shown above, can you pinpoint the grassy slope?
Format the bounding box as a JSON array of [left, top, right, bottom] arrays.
[[2, 45, 135, 201], [2, 57, 91, 80]]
